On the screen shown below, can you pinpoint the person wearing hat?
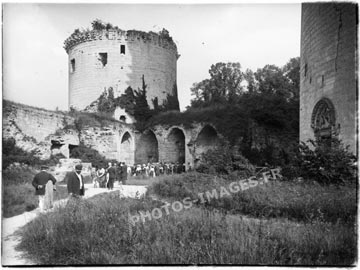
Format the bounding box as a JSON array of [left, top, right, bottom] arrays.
[[32, 165, 57, 212], [66, 164, 85, 197]]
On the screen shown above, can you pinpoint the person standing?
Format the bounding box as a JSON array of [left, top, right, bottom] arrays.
[[66, 164, 85, 197], [106, 162, 116, 190], [32, 165, 57, 212], [122, 162, 128, 185]]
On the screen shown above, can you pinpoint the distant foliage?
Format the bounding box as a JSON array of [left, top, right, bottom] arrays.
[[196, 142, 255, 176], [70, 143, 116, 168], [282, 138, 357, 185]]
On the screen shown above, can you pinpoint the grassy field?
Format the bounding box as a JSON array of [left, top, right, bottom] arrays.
[[148, 172, 357, 224], [2, 167, 70, 218], [16, 172, 357, 265]]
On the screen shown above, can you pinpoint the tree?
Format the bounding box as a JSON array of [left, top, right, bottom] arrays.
[[190, 62, 244, 108]]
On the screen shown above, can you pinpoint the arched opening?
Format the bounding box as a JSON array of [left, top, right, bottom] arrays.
[[311, 98, 337, 145], [135, 130, 159, 164], [195, 125, 220, 157], [167, 128, 185, 164], [119, 131, 134, 165], [119, 115, 126, 122]]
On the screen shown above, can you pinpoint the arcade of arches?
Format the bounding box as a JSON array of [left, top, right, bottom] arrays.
[[117, 124, 220, 167]]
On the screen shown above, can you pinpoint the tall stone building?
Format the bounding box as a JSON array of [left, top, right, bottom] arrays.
[[64, 28, 179, 117], [300, 3, 358, 153]]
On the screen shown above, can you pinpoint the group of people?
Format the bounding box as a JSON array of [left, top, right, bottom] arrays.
[[92, 162, 128, 190], [32, 164, 85, 212], [129, 162, 191, 178], [31, 160, 193, 213]]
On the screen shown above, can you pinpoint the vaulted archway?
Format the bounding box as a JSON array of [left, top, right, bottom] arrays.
[[166, 128, 185, 164], [195, 125, 220, 158], [119, 131, 135, 165], [135, 130, 159, 164]]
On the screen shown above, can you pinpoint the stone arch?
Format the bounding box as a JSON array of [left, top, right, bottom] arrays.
[[119, 131, 135, 165], [166, 127, 186, 164], [194, 124, 220, 158], [135, 129, 159, 164], [311, 98, 337, 141]]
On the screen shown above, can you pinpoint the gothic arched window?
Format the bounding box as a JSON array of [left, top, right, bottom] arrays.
[[311, 98, 338, 143]]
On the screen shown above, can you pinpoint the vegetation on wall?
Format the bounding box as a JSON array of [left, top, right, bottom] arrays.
[[2, 138, 65, 170], [65, 19, 175, 52], [70, 143, 117, 169]]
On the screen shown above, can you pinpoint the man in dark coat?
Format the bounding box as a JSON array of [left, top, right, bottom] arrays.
[[122, 162, 128, 185], [106, 162, 116, 190], [66, 164, 85, 197], [32, 165, 57, 212]]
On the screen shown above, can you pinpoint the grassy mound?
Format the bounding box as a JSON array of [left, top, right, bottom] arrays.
[[17, 192, 356, 265]]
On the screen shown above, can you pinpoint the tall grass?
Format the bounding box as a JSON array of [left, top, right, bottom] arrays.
[[17, 194, 356, 265], [148, 172, 357, 224], [2, 167, 69, 217]]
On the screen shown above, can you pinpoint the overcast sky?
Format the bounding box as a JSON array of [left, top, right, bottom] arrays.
[[3, 3, 301, 111]]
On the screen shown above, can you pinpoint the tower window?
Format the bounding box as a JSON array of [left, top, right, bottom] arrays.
[[98, 53, 107, 67], [120, 45, 125, 54], [70, 59, 75, 73], [119, 115, 126, 122], [304, 63, 308, 77]]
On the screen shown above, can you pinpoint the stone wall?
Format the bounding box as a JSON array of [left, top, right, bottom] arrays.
[[3, 100, 225, 168], [67, 30, 178, 111], [300, 3, 357, 153], [2, 101, 74, 159]]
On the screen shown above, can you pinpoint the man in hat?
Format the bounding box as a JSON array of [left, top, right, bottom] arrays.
[[66, 164, 85, 197], [32, 165, 57, 212]]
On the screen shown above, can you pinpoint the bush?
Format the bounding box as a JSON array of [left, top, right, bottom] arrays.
[[285, 138, 357, 185], [196, 142, 255, 176], [2, 138, 41, 169]]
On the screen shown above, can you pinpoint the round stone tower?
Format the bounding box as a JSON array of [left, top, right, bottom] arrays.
[[300, 3, 357, 153], [64, 28, 179, 111]]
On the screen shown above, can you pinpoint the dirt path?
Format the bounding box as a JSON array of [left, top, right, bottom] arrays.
[[1, 183, 147, 266]]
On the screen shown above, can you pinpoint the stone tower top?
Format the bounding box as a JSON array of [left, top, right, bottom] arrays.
[[64, 28, 179, 57]]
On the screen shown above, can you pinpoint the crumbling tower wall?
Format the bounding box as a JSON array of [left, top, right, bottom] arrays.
[[300, 3, 358, 153], [64, 29, 179, 112]]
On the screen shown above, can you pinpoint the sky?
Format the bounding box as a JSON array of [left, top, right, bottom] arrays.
[[3, 3, 301, 111]]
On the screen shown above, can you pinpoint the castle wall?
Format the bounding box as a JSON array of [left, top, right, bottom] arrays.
[[300, 3, 357, 153], [2, 101, 74, 159], [67, 30, 178, 111]]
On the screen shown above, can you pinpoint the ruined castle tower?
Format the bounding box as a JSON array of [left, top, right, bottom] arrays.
[[64, 27, 179, 115], [300, 3, 358, 153]]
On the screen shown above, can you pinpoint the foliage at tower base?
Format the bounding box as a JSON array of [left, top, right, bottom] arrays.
[[93, 75, 180, 130], [149, 58, 300, 167]]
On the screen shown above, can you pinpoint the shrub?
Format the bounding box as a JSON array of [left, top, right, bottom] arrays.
[[196, 142, 255, 176], [2, 138, 41, 169], [285, 138, 357, 185]]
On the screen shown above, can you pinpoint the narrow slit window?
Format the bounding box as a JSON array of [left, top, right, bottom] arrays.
[[70, 59, 75, 73], [120, 45, 125, 54], [98, 53, 107, 67]]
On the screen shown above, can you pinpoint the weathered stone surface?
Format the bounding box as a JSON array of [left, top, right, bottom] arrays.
[[67, 29, 178, 111], [300, 3, 357, 153]]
